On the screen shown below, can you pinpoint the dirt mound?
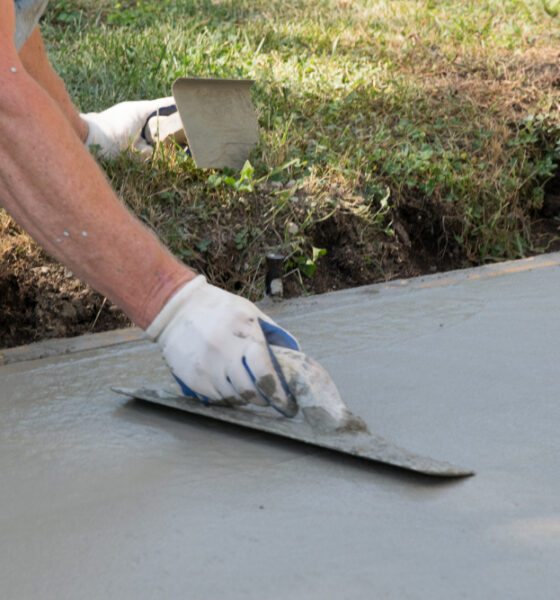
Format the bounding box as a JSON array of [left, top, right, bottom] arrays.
[[0, 231, 130, 348]]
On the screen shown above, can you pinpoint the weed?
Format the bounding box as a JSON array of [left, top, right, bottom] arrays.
[[289, 247, 327, 278]]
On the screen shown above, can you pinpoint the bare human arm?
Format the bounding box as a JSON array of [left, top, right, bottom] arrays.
[[18, 25, 89, 143], [0, 0, 195, 328]]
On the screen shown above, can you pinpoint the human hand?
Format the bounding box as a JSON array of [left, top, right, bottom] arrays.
[[146, 276, 301, 417], [81, 97, 182, 158]]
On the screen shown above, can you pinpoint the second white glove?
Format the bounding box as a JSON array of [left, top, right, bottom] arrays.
[[81, 97, 181, 158]]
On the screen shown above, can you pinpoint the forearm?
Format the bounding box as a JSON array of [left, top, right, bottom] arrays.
[[18, 27, 88, 143], [0, 63, 195, 328]]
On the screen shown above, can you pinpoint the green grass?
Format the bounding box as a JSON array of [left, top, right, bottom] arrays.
[[35, 0, 560, 296]]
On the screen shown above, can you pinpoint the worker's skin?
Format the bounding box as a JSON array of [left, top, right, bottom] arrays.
[[0, 0, 196, 329], [18, 27, 89, 143]]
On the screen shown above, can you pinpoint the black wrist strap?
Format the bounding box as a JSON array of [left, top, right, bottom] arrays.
[[140, 104, 178, 142]]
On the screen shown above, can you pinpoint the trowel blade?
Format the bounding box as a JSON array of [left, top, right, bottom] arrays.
[[113, 387, 474, 477], [172, 77, 259, 170]]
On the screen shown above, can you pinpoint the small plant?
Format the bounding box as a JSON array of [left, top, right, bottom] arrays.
[[541, 0, 560, 17], [195, 237, 211, 253], [288, 246, 326, 279], [207, 161, 255, 192], [47, 0, 82, 24]]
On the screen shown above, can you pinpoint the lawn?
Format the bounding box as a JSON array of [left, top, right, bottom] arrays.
[[2, 0, 560, 345]]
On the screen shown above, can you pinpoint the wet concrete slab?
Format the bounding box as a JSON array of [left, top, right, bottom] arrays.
[[2, 253, 560, 599]]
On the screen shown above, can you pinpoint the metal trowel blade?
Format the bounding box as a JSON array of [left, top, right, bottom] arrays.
[[112, 387, 474, 478], [172, 77, 259, 170]]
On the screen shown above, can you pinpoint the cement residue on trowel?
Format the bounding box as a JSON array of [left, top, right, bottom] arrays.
[[272, 347, 370, 435]]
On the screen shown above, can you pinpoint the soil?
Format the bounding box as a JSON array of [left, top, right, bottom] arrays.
[[1, 193, 560, 350], [0, 226, 130, 349]]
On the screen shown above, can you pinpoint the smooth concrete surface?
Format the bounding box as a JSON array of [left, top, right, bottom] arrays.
[[2, 253, 560, 599]]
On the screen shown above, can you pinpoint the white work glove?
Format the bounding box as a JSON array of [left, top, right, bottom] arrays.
[[81, 97, 183, 158], [146, 276, 301, 417]]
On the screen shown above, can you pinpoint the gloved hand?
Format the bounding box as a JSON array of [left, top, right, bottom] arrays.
[[146, 276, 301, 417], [81, 97, 183, 158]]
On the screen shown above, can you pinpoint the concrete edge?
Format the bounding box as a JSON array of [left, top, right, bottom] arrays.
[[261, 252, 560, 315], [2, 252, 559, 366], [0, 327, 144, 366]]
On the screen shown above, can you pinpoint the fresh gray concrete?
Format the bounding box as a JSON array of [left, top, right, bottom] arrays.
[[2, 253, 560, 599]]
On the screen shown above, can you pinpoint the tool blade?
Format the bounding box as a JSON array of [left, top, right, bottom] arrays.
[[172, 77, 258, 169], [113, 387, 474, 478]]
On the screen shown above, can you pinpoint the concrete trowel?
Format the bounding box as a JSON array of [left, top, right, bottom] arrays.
[[143, 77, 259, 170], [113, 347, 473, 477]]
